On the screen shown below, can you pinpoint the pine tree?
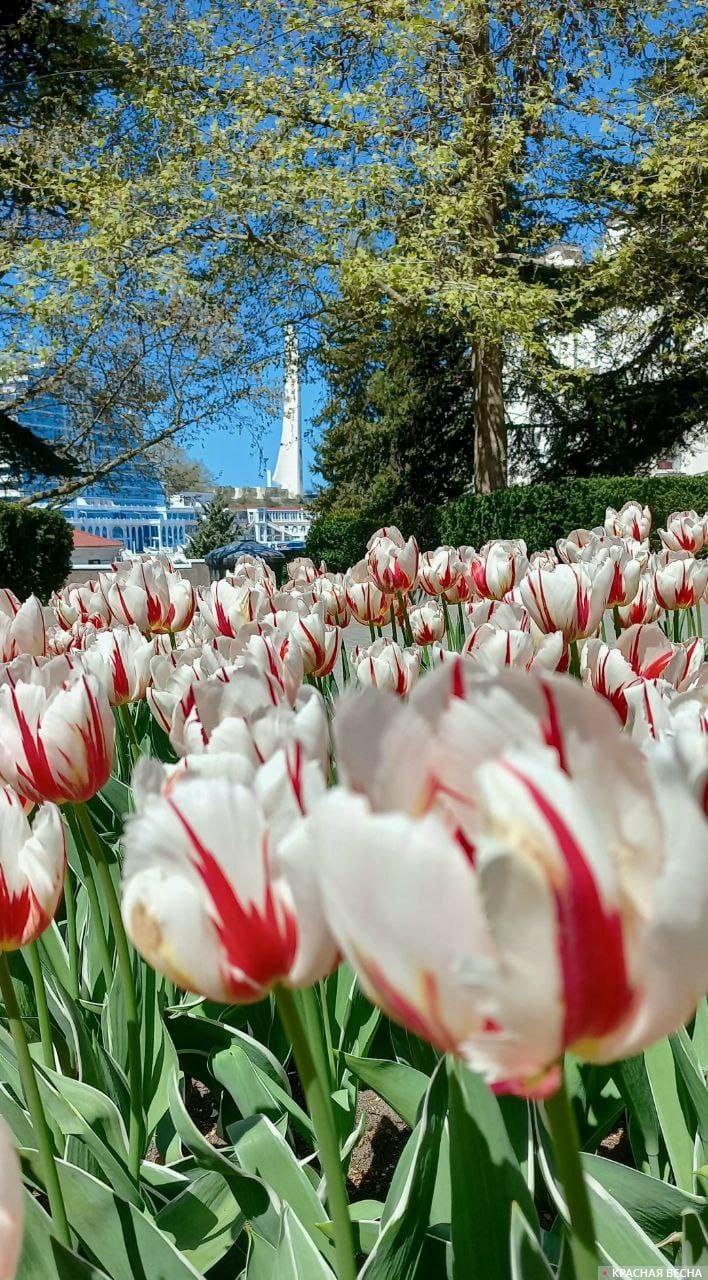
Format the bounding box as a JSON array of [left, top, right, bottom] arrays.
[[185, 498, 238, 559]]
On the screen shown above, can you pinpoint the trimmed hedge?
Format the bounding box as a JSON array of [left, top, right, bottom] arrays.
[[0, 503, 73, 601], [307, 505, 442, 573], [441, 474, 708, 552], [307, 476, 708, 567]]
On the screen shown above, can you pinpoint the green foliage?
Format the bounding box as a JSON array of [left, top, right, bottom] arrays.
[[185, 497, 237, 559], [441, 474, 708, 552], [0, 502, 72, 599], [313, 303, 474, 517], [0, 410, 77, 481]]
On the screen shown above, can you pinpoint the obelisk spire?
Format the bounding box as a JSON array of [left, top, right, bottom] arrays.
[[272, 325, 303, 496]]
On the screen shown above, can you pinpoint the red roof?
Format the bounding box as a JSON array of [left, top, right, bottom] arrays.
[[72, 529, 123, 549]]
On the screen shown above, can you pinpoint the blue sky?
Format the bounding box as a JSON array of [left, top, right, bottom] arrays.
[[188, 375, 322, 491]]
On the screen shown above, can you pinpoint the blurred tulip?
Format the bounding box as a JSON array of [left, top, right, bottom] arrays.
[[520, 561, 613, 643], [409, 601, 446, 646], [121, 755, 337, 1002], [287, 556, 321, 586], [366, 528, 419, 594], [419, 547, 462, 596], [106, 559, 195, 635], [463, 624, 563, 673], [352, 638, 420, 695], [0, 786, 65, 949], [0, 670, 114, 805], [299, 664, 708, 1096], [653, 557, 708, 611], [0, 593, 46, 663], [530, 548, 559, 571], [0, 1115, 23, 1280], [52, 583, 111, 632], [605, 501, 651, 543], [312, 574, 350, 627], [467, 600, 531, 632], [83, 626, 157, 706], [659, 510, 707, 556], [555, 530, 598, 564], [470, 540, 528, 601]]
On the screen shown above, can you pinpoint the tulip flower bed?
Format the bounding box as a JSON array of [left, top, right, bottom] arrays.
[[0, 500, 707, 1280]]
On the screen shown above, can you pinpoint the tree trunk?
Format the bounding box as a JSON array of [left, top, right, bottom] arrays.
[[473, 335, 507, 492], [461, 3, 508, 493]]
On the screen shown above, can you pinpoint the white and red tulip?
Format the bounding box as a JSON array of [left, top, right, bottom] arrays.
[[519, 561, 613, 643], [0, 786, 65, 950], [298, 663, 708, 1096], [345, 567, 389, 626], [0, 593, 47, 663], [0, 669, 114, 806], [352, 638, 420, 695], [419, 547, 463, 597], [289, 611, 340, 678], [605, 501, 651, 543], [83, 626, 157, 706], [463, 624, 563, 673], [366, 528, 419, 595], [469, 540, 528, 601], [653, 557, 708, 611], [659, 510, 707, 556], [121, 755, 336, 1003], [409, 601, 446, 646], [106, 559, 195, 636]]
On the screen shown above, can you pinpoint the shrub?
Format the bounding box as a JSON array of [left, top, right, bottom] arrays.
[[0, 503, 73, 600], [306, 505, 442, 572], [441, 474, 708, 551]]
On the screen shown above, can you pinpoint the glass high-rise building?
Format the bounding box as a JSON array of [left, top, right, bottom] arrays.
[[1, 378, 202, 553]]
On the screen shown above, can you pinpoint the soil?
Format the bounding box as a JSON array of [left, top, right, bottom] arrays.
[[347, 1089, 410, 1201]]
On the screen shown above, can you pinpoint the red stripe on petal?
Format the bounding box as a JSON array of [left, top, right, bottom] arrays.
[[166, 797, 298, 1000], [357, 952, 458, 1053], [502, 762, 634, 1050]]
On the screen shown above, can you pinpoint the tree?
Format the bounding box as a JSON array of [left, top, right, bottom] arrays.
[[150, 443, 214, 497], [509, 13, 708, 479], [313, 301, 474, 516], [185, 497, 239, 559], [2, 0, 700, 503]]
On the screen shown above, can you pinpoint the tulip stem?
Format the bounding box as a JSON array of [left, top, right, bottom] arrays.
[[568, 641, 581, 679], [73, 803, 143, 1185], [389, 602, 398, 644], [63, 868, 80, 999], [118, 703, 141, 767], [64, 809, 114, 992], [612, 605, 622, 638], [26, 943, 54, 1071], [275, 985, 357, 1280], [0, 952, 71, 1247], [545, 1068, 597, 1280], [396, 591, 414, 646]]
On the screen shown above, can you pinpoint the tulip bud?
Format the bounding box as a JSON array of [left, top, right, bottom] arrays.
[[0, 593, 47, 663]]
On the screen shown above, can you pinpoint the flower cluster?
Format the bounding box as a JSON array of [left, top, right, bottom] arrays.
[[0, 502, 705, 1099]]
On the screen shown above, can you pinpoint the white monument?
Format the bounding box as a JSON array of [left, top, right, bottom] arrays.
[[272, 325, 303, 496]]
